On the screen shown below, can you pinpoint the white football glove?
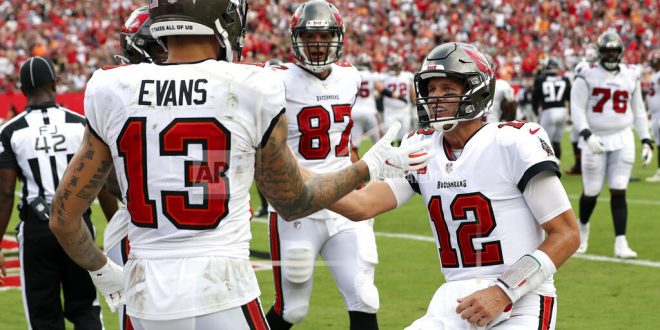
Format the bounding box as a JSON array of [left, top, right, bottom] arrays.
[[88, 258, 124, 312], [362, 122, 435, 180], [641, 140, 654, 167], [585, 134, 604, 154]]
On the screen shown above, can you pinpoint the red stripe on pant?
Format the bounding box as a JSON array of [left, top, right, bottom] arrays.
[[123, 305, 134, 330], [269, 212, 284, 315], [539, 296, 554, 330], [246, 299, 268, 330]]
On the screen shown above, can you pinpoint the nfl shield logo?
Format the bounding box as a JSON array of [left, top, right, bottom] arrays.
[[446, 162, 453, 174]]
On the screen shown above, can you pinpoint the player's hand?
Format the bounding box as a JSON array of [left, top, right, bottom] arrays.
[[88, 258, 124, 312], [585, 134, 604, 154], [641, 139, 654, 167], [362, 122, 435, 180], [580, 129, 604, 154], [456, 286, 512, 329]]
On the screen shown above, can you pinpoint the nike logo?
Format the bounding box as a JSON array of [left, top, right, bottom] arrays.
[[529, 127, 540, 135]]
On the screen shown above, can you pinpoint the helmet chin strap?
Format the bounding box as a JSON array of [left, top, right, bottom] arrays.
[[431, 121, 458, 132]]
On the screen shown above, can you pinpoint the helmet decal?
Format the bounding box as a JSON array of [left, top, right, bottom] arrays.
[[463, 48, 493, 76]]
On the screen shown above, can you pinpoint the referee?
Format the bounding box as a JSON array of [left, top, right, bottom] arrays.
[[0, 57, 113, 329]]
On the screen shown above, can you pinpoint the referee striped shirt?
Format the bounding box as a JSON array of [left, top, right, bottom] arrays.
[[0, 104, 86, 208]]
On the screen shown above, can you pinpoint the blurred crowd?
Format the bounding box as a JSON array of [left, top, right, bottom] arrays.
[[1, 0, 658, 93]]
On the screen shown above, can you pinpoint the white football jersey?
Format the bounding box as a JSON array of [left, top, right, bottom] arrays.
[[647, 71, 660, 115], [277, 62, 359, 173], [571, 63, 648, 137], [486, 79, 515, 123], [387, 122, 559, 295], [85, 60, 286, 260], [103, 205, 129, 254], [353, 69, 381, 114], [382, 71, 414, 111]]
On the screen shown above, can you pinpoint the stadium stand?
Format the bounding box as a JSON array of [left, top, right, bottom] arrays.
[[0, 0, 657, 97]]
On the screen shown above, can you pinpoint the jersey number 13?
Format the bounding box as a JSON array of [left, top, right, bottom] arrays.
[[118, 118, 230, 230]]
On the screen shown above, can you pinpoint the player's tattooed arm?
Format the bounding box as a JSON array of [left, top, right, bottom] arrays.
[[50, 128, 113, 271], [255, 114, 370, 221]]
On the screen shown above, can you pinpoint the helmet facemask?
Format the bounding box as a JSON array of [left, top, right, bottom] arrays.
[[416, 71, 493, 132], [293, 29, 343, 73]]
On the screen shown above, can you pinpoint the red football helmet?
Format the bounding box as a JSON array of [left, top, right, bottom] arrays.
[[119, 6, 166, 64]]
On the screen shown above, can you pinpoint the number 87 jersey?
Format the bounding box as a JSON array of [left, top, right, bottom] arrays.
[[277, 62, 360, 173], [84, 61, 286, 260]]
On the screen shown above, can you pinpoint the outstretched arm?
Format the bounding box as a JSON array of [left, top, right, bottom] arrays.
[[49, 128, 113, 271], [328, 180, 400, 221], [255, 115, 370, 221]]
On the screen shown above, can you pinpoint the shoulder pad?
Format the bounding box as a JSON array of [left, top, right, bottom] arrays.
[[102, 64, 130, 70], [496, 120, 528, 130], [406, 127, 436, 139], [335, 61, 353, 68], [236, 62, 266, 67]]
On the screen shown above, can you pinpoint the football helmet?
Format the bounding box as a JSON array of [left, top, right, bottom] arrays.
[[387, 53, 403, 74], [148, 0, 248, 62], [355, 53, 371, 70], [584, 45, 599, 63], [543, 57, 561, 74], [414, 43, 495, 131], [290, 0, 344, 73], [651, 49, 660, 71], [597, 31, 624, 71], [118, 6, 166, 64]]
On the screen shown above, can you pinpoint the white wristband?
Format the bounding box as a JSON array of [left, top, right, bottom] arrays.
[[492, 250, 556, 304]]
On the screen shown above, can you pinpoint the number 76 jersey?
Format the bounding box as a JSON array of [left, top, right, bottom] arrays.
[[84, 61, 285, 260], [390, 123, 561, 286]]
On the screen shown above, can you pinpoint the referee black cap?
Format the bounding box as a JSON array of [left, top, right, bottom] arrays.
[[19, 56, 57, 89]]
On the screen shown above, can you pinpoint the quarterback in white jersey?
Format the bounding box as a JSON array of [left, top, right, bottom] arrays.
[[646, 50, 660, 182], [49, 1, 434, 329], [571, 31, 653, 259], [266, 2, 380, 329], [330, 43, 579, 330]]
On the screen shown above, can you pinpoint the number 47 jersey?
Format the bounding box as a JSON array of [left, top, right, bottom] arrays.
[[387, 123, 563, 295], [84, 60, 285, 260]]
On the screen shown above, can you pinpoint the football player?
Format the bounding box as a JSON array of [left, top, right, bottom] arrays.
[[566, 45, 599, 175], [382, 53, 415, 144], [48, 1, 433, 329], [328, 42, 579, 329], [571, 31, 653, 258], [646, 49, 660, 182], [532, 57, 571, 162], [351, 53, 385, 151], [265, 2, 380, 329]]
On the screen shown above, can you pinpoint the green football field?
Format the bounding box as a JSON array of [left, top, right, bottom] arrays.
[[1, 134, 659, 329]]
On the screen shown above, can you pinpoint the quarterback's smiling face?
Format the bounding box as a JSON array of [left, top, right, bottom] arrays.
[[426, 76, 465, 121]]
